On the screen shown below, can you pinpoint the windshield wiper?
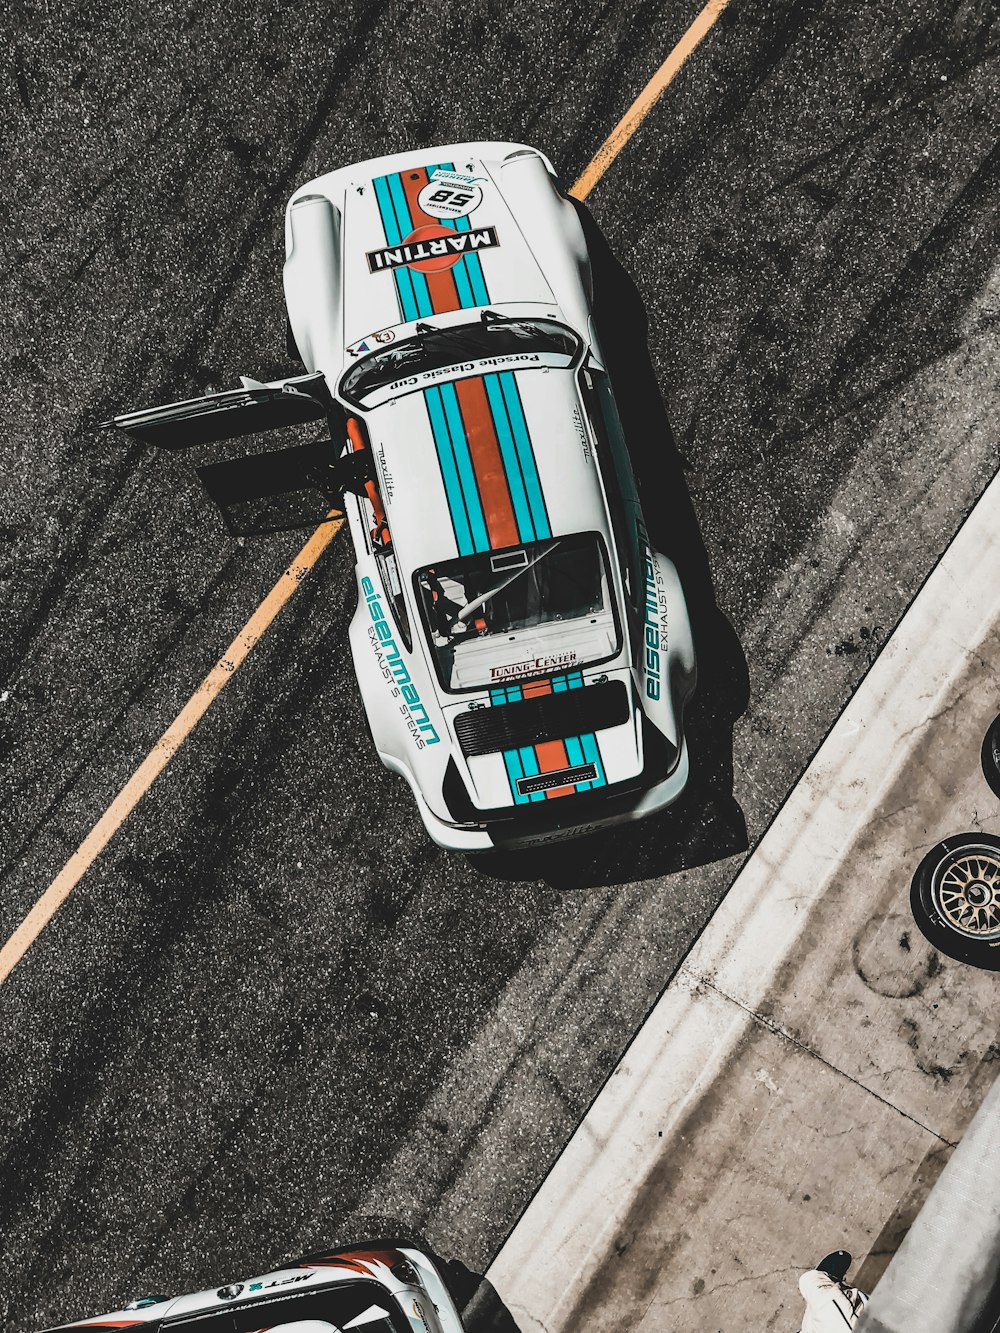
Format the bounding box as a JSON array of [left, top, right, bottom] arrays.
[[457, 542, 562, 624]]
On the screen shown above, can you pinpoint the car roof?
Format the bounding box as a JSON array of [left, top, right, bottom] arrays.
[[361, 365, 613, 571]]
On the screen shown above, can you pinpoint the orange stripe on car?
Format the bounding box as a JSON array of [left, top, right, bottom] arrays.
[[401, 167, 461, 313], [534, 737, 575, 799], [453, 377, 519, 549]]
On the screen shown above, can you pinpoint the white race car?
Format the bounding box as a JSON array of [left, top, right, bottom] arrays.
[[39, 1244, 464, 1333], [108, 142, 696, 851]]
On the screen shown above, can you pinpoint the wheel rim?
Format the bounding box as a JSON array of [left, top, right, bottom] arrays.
[[932, 846, 1000, 941]]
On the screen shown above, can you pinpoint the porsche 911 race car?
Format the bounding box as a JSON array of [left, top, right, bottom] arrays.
[[107, 141, 696, 851], [40, 1244, 464, 1333]]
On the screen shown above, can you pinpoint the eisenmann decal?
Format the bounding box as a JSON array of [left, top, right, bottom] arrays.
[[367, 226, 499, 272], [490, 652, 577, 682], [636, 516, 669, 701], [362, 576, 440, 748]]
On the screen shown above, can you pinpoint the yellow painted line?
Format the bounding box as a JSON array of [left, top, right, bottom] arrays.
[[570, 0, 732, 201], [1, 1, 727, 986], [0, 512, 344, 987]]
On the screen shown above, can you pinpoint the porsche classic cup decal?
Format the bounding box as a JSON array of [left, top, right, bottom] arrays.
[[371, 162, 491, 319]]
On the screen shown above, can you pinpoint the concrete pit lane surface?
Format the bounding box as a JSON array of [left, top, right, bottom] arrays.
[[3, 2, 1000, 1328]]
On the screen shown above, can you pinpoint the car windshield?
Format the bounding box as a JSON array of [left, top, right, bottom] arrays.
[[163, 1282, 411, 1333], [415, 533, 620, 692], [340, 316, 580, 408]]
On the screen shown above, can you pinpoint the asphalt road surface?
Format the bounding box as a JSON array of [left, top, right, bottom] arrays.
[[3, 1, 1000, 1328]]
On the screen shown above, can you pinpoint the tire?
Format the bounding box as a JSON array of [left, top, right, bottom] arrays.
[[982, 713, 1000, 800], [910, 833, 1000, 970]]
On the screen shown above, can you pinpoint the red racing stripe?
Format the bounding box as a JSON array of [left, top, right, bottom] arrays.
[[453, 377, 520, 549], [400, 167, 461, 313]]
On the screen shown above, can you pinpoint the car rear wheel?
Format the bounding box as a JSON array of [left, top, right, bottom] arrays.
[[982, 713, 1000, 799], [910, 833, 1000, 970]]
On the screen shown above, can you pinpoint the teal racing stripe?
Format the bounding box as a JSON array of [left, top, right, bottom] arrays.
[[438, 381, 490, 551], [503, 747, 531, 806], [564, 734, 586, 767], [517, 745, 546, 803], [579, 732, 607, 787], [495, 371, 550, 540], [491, 684, 531, 805], [373, 171, 433, 321], [464, 248, 491, 308], [432, 160, 490, 310], [386, 172, 434, 317], [385, 172, 412, 238], [424, 385, 474, 555], [450, 201, 491, 305], [482, 374, 534, 543], [570, 672, 607, 791], [450, 251, 477, 309]]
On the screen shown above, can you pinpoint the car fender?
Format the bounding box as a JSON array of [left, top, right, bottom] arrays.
[[348, 567, 451, 810], [284, 193, 343, 374], [497, 150, 593, 331], [634, 543, 696, 749]]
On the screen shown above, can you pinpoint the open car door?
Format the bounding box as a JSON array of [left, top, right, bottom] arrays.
[[102, 373, 334, 449], [102, 373, 373, 537]]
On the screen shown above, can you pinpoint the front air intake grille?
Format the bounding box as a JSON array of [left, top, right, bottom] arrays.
[[455, 680, 630, 757]]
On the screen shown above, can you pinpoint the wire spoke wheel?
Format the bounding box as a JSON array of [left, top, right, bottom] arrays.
[[934, 851, 1000, 939], [911, 833, 1000, 970]]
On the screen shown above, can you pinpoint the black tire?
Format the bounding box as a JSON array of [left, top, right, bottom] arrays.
[[982, 713, 1000, 799], [910, 833, 1000, 970]]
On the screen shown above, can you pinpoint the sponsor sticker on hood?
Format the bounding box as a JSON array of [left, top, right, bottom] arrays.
[[417, 168, 485, 219], [366, 226, 499, 274]]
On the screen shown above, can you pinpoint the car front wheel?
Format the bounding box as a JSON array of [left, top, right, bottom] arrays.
[[910, 833, 1000, 970]]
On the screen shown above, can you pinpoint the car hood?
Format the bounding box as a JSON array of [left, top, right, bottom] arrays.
[[336, 152, 558, 345]]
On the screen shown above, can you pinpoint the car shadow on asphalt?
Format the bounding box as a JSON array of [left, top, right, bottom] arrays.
[[438, 1257, 523, 1333], [470, 202, 750, 891]]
